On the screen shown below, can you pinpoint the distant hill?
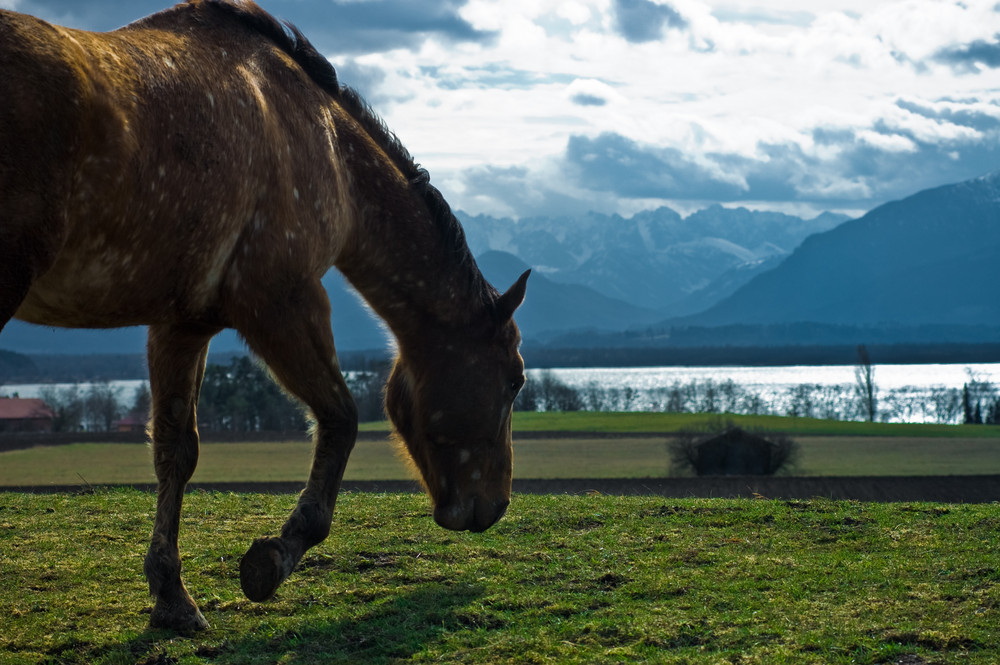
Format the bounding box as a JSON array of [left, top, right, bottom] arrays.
[[476, 251, 659, 341], [0, 349, 37, 383], [682, 171, 1000, 328]]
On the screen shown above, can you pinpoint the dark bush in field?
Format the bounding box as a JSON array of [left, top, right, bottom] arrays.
[[668, 420, 799, 476]]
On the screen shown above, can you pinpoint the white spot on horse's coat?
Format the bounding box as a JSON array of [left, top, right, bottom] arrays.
[[163, 56, 175, 69], [207, 92, 215, 108], [293, 188, 300, 200], [459, 449, 471, 464], [158, 166, 166, 178]]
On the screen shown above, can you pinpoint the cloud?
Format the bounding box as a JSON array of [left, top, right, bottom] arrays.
[[267, 0, 498, 55], [565, 78, 623, 107], [11, 0, 495, 54], [448, 95, 1000, 217], [612, 0, 687, 43], [451, 164, 603, 219], [330, 58, 390, 104], [564, 132, 744, 200], [934, 34, 1000, 73], [10, 0, 167, 29]]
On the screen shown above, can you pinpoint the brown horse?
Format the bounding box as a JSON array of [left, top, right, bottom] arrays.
[[0, 0, 529, 631]]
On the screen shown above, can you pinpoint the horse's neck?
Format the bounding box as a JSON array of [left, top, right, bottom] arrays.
[[332, 145, 489, 342]]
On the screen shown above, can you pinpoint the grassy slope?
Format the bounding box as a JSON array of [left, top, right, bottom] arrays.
[[1, 490, 998, 664]]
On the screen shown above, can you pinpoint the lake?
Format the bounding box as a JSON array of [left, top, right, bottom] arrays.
[[532, 363, 1000, 393], [526, 363, 1000, 423], [4, 363, 1000, 423]]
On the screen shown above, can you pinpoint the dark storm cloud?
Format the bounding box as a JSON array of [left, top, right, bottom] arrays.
[[565, 133, 744, 200], [269, 0, 497, 55], [10, 0, 170, 30], [934, 34, 1000, 73], [11, 0, 495, 54], [554, 104, 1000, 212], [331, 58, 389, 103], [612, 0, 687, 43]]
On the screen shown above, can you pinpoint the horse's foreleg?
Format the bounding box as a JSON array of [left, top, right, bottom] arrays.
[[235, 283, 358, 602], [143, 323, 218, 631]]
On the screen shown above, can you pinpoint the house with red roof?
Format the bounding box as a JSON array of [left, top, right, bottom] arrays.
[[0, 397, 55, 433]]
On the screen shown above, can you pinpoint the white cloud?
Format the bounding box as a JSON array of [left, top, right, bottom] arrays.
[[565, 77, 627, 106], [557, 1, 593, 25], [856, 130, 918, 153]]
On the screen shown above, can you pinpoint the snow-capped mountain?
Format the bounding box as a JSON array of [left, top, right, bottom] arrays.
[[458, 206, 846, 311]]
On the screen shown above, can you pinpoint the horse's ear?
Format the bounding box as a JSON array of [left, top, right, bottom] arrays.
[[495, 270, 530, 322]]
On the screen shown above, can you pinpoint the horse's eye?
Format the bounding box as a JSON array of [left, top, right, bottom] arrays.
[[510, 376, 525, 393]]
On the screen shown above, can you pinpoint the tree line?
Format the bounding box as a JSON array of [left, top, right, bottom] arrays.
[[29, 357, 391, 433], [512, 368, 1000, 425], [18, 356, 1000, 432]]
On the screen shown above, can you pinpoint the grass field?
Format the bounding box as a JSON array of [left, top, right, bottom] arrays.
[[3, 411, 1000, 486], [2, 489, 998, 664], [3, 436, 1000, 486]]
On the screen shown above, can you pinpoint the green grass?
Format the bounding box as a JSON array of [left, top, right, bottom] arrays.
[[3, 434, 1000, 486], [3, 413, 999, 487], [353, 411, 1000, 438], [1, 489, 998, 664]]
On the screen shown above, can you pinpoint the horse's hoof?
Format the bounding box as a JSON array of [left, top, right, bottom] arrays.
[[240, 538, 286, 602], [149, 597, 210, 632]]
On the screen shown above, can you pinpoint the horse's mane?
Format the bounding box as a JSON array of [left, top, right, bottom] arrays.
[[190, 0, 492, 300]]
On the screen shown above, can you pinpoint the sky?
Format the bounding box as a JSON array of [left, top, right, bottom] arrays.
[[4, 0, 1000, 220]]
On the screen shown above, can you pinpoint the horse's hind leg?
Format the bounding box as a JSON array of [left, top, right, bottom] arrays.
[[143, 323, 219, 631], [234, 280, 358, 602]]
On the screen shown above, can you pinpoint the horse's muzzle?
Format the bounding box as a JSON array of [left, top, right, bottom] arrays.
[[433, 496, 509, 532]]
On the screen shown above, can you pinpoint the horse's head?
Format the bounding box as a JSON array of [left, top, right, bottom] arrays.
[[385, 270, 530, 532]]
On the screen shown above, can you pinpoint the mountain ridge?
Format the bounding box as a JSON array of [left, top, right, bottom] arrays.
[[681, 171, 1000, 328]]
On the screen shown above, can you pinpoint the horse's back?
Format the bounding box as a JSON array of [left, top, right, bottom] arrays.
[[1, 3, 350, 330]]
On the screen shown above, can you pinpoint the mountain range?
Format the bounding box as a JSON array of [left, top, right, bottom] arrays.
[[459, 206, 846, 312], [1, 171, 998, 357], [684, 171, 1000, 328]]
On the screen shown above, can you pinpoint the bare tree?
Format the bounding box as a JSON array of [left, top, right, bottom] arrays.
[[854, 344, 877, 422], [85, 382, 124, 431]]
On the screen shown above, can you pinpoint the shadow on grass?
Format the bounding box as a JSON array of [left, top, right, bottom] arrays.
[[85, 583, 485, 665]]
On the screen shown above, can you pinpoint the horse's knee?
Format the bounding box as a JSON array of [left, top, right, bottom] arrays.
[[314, 391, 359, 448], [151, 429, 200, 484]]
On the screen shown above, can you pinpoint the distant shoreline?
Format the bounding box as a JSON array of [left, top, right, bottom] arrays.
[[5, 342, 1000, 383]]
